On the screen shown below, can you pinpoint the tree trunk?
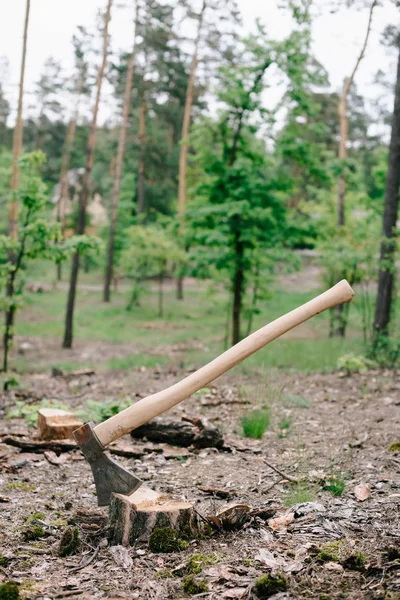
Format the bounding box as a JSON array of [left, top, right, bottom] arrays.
[[333, 0, 377, 338], [56, 108, 80, 282], [137, 90, 146, 214], [158, 273, 163, 318], [176, 0, 207, 300], [336, 0, 376, 227], [9, 0, 30, 239], [62, 0, 112, 349], [373, 45, 400, 340], [104, 4, 138, 302], [232, 229, 244, 346]]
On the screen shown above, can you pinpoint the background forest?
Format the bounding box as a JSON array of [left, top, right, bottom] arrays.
[[0, 0, 399, 375]]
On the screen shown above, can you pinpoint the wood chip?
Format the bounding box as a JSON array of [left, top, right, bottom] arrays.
[[268, 512, 295, 530]]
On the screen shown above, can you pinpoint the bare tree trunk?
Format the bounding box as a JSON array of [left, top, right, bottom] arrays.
[[333, 0, 376, 338], [9, 0, 30, 239], [104, 4, 138, 302], [56, 100, 81, 281], [176, 0, 207, 300], [63, 0, 112, 349], [137, 90, 146, 214], [373, 45, 400, 340], [232, 232, 244, 346], [336, 0, 376, 227]]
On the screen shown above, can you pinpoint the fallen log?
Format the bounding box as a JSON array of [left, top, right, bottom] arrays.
[[131, 416, 224, 449]]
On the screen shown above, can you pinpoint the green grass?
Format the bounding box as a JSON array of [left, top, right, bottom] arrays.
[[323, 472, 346, 496], [286, 394, 311, 409], [9, 260, 370, 374], [285, 480, 315, 506], [241, 408, 270, 439]]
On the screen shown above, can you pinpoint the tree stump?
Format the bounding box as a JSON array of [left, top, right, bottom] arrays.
[[109, 486, 197, 546], [37, 408, 83, 440]]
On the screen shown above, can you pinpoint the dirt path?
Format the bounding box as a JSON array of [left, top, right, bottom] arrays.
[[0, 367, 399, 599]]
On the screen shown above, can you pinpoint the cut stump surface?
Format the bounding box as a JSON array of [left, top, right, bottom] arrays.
[[110, 486, 197, 546], [37, 408, 83, 441]]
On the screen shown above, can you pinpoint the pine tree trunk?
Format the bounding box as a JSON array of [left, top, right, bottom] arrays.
[[104, 5, 138, 302], [137, 90, 146, 214], [9, 0, 30, 239], [333, 0, 376, 338], [56, 109, 80, 282], [62, 0, 112, 349], [232, 229, 244, 346], [373, 45, 400, 340], [176, 0, 207, 300], [336, 0, 376, 229]]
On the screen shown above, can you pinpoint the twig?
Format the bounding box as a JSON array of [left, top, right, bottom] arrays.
[[263, 478, 286, 493], [262, 460, 300, 483], [68, 545, 100, 573]]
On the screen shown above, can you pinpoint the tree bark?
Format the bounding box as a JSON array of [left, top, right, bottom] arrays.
[[176, 0, 207, 300], [336, 0, 377, 227], [62, 0, 112, 349], [103, 4, 138, 302], [333, 0, 376, 338], [137, 90, 146, 214], [373, 45, 400, 339], [232, 227, 244, 346], [9, 0, 30, 239]]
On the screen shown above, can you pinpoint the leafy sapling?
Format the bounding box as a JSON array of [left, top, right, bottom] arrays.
[[0, 152, 99, 374]]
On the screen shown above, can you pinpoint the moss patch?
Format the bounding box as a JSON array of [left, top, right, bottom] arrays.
[[21, 525, 45, 541], [181, 575, 209, 595], [24, 512, 45, 523], [388, 442, 400, 452], [154, 569, 173, 579], [148, 527, 188, 553], [252, 573, 288, 599], [3, 482, 35, 492], [342, 551, 366, 571], [0, 582, 20, 600], [59, 526, 79, 557]]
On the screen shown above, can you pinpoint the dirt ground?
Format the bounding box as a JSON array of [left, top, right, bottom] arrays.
[[0, 364, 399, 600]]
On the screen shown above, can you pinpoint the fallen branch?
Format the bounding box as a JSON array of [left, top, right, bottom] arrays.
[[68, 545, 100, 573], [262, 460, 300, 484]]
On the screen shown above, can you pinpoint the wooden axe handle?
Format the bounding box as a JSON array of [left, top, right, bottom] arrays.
[[94, 280, 354, 447]]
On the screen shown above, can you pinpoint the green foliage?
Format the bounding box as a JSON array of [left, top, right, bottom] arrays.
[[148, 528, 188, 553], [337, 353, 371, 375], [241, 408, 270, 439], [181, 575, 209, 595], [368, 335, 400, 369], [323, 472, 346, 496], [252, 573, 288, 599], [0, 151, 99, 371], [285, 480, 314, 505], [120, 223, 187, 310], [77, 397, 132, 423], [0, 582, 20, 600], [7, 399, 68, 428]]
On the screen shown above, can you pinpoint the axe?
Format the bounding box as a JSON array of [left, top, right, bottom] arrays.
[[73, 280, 354, 505]]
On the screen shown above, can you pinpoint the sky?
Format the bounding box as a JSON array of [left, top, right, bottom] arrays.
[[0, 0, 398, 130]]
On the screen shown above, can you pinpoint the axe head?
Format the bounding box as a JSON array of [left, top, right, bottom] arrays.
[[73, 422, 142, 506]]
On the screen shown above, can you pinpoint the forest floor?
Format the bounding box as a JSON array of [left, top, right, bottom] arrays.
[[1, 362, 399, 600]]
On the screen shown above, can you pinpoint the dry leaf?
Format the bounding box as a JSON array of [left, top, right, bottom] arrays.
[[354, 482, 371, 501], [44, 450, 67, 465], [268, 512, 295, 530]]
